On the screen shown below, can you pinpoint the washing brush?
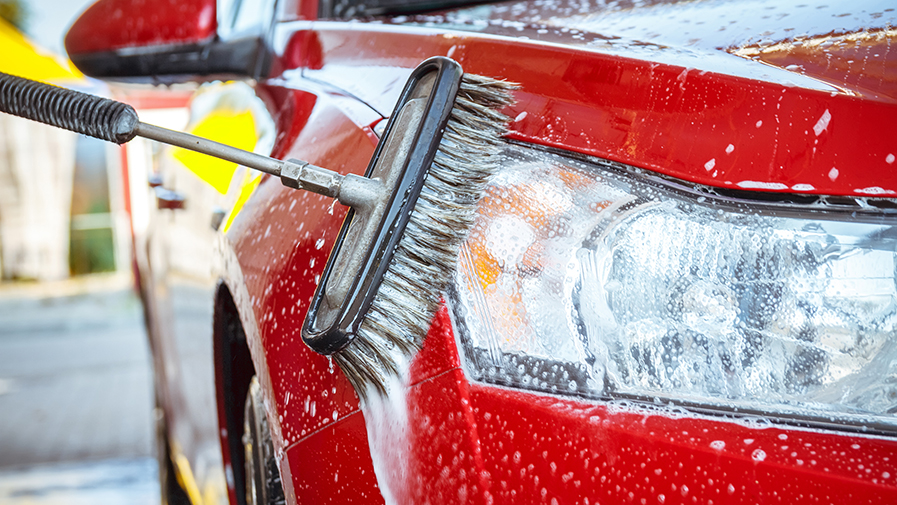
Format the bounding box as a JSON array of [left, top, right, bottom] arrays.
[[0, 57, 515, 399]]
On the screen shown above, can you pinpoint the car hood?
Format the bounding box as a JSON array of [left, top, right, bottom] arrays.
[[395, 0, 897, 102], [275, 0, 896, 196]]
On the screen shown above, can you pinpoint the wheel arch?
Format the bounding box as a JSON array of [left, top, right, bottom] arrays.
[[213, 282, 254, 505], [213, 230, 296, 505]]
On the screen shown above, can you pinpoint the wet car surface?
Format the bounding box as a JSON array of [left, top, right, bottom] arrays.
[[63, 0, 897, 503]]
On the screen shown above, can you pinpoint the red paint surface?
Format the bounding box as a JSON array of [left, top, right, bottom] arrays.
[[742, 31, 897, 104], [274, 24, 897, 197], [395, 369, 489, 505], [469, 385, 897, 504], [407, 305, 462, 386], [285, 411, 383, 503], [65, 0, 216, 55]]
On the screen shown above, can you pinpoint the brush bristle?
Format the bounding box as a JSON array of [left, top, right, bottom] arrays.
[[333, 74, 516, 400]]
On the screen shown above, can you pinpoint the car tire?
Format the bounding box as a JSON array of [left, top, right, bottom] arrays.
[[243, 376, 286, 505]]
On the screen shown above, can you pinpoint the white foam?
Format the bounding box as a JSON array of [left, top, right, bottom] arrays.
[[813, 109, 832, 136], [362, 361, 411, 505], [736, 181, 788, 190]]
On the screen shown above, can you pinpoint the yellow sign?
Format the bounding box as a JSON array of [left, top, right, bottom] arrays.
[[173, 109, 259, 194], [0, 18, 82, 83]]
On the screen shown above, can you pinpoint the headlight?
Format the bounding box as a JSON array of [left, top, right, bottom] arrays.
[[451, 146, 897, 430]]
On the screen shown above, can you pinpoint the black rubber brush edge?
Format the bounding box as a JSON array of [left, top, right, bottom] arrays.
[[301, 56, 463, 355]]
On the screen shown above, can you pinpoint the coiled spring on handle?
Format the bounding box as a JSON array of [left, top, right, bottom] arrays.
[[0, 72, 139, 144]]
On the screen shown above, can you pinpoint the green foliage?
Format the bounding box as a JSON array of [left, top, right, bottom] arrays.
[[0, 0, 28, 31], [70, 228, 116, 275]]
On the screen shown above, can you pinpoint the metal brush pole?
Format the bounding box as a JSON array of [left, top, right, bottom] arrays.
[[0, 72, 381, 207], [140, 122, 384, 208], [136, 122, 283, 176]]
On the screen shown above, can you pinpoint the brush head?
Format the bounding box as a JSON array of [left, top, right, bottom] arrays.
[[303, 57, 466, 356], [333, 72, 516, 399]]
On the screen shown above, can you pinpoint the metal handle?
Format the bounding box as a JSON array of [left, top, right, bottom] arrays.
[[0, 72, 381, 209], [136, 122, 284, 177]]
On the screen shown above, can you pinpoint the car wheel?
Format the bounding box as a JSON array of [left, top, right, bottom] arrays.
[[243, 376, 286, 505]]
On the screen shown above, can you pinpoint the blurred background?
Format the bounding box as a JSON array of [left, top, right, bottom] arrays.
[[0, 1, 165, 502]]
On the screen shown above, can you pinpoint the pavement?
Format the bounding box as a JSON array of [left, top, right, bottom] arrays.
[[0, 458, 158, 505], [0, 273, 159, 504]]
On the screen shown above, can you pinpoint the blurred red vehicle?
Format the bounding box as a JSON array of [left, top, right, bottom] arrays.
[[65, 0, 897, 504]]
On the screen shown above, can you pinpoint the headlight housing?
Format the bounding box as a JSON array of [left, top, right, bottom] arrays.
[[451, 146, 897, 431]]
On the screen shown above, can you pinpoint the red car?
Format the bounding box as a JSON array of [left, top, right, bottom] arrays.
[[65, 0, 897, 504]]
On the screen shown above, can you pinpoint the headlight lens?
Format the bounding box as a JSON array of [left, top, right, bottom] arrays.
[[451, 146, 897, 429]]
